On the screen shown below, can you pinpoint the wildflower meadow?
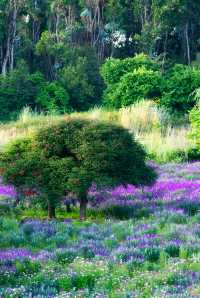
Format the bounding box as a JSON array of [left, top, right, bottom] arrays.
[[1, 162, 200, 297]]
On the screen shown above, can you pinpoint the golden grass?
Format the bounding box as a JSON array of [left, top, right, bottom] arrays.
[[137, 127, 192, 163], [0, 102, 193, 162]]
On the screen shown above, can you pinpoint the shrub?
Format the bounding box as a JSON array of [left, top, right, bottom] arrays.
[[144, 247, 160, 262], [189, 95, 200, 154], [104, 67, 162, 108], [0, 119, 155, 220], [36, 82, 70, 113], [101, 53, 159, 86], [102, 57, 200, 114], [0, 61, 71, 120], [99, 201, 150, 220], [101, 54, 161, 109], [0, 202, 13, 217], [160, 64, 200, 113], [165, 241, 180, 258], [187, 148, 200, 161]]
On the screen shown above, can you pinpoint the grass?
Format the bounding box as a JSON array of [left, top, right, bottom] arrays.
[[0, 102, 194, 163], [16, 206, 103, 222]]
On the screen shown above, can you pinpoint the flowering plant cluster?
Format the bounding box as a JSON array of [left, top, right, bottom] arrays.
[[0, 162, 200, 297], [89, 162, 200, 218], [1, 215, 200, 297]]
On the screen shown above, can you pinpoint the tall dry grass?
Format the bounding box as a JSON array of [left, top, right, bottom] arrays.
[[0, 102, 193, 162]]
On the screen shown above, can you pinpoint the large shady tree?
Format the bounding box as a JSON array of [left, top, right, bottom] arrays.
[[0, 119, 156, 220]]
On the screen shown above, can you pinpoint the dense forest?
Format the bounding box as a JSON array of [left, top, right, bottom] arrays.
[[1, 0, 200, 120]]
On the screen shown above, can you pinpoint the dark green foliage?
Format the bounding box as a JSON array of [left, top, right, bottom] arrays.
[[0, 61, 71, 120], [0, 50, 102, 120], [35, 119, 155, 187], [160, 64, 200, 113], [165, 243, 180, 258], [0, 119, 155, 219], [0, 62, 45, 121], [144, 247, 160, 262], [59, 53, 103, 111], [0, 138, 76, 218], [1, 0, 200, 118], [187, 148, 200, 161], [100, 204, 150, 220]]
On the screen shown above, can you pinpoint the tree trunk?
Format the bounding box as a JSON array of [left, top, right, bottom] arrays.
[[2, 36, 11, 76], [10, 3, 17, 72], [55, 12, 60, 43], [80, 196, 87, 221], [161, 32, 168, 72], [185, 22, 191, 65], [66, 201, 72, 213], [2, 0, 18, 75], [48, 201, 56, 219]]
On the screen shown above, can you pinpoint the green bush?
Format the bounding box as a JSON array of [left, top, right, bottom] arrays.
[[160, 64, 200, 113], [101, 56, 200, 114], [0, 119, 155, 219], [187, 147, 200, 161], [0, 202, 12, 216], [101, 54, 161, 108], [36, 82, 70, 113], [100, 202, 150, 220], [101, 53, 159, 86], [189, 96, 200, 156], [104, 67, 162, 108]]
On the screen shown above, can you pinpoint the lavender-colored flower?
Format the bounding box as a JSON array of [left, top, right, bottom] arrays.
[[0, 248, 34, 262]]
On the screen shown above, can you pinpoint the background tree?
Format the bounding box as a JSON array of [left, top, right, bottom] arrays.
[[0, 0, 200, 119]]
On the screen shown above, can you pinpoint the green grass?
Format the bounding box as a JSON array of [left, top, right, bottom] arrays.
[[5, 205, 104, 222]]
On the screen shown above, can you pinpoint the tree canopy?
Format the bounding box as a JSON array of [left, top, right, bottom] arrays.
[[0, 119, 156, 219]]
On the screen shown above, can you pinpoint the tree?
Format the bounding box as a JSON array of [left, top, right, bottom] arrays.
[[59, 54, 102, 110], [1, 0, 200, 119], [0, 61, 45, 121], [135, 0, 200, 64], [0, 119, 156, 220], [104, 0, 136, 57]]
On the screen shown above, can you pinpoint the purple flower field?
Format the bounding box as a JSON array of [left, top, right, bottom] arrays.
[[0, 177, 16, 198], [0, 162, 200, 297], [89, 162, 200, 217], [1, 162, 200, 214]]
